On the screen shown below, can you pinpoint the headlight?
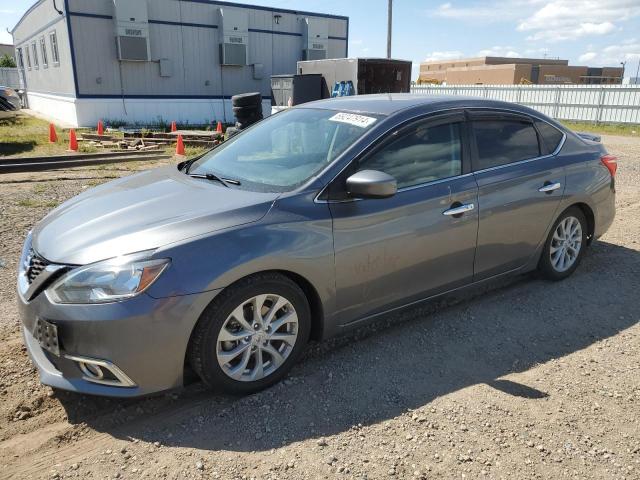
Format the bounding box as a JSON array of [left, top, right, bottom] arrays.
[[47, 252, 170, 304]]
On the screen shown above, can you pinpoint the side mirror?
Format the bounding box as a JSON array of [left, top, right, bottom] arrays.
[[346, 170, 397, 199]]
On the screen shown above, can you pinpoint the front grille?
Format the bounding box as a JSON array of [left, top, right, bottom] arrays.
[[26, 249, 49, 284]]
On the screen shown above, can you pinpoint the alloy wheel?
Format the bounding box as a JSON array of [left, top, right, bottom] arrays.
[[550, 216, 583, 272], [216, 294, 299, 382]]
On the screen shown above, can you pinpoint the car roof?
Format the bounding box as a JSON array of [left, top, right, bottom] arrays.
[[299, 93, 537, 117]]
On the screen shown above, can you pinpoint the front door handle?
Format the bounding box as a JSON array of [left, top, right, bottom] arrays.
[[538, 182, 561, 193], [443, 203, 475, 216]]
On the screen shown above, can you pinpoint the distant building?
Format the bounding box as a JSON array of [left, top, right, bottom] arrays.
[[11, 0, 348, 127], [418, 56, 623, 85], [0, 43, 16, 60]]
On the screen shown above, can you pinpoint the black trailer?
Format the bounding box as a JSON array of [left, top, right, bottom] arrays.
[[297, 57, 412, 96]]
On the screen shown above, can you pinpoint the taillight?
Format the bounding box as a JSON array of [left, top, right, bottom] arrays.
[[601, 154, 617, 178]]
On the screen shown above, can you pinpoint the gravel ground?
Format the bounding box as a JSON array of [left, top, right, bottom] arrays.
[[0, 137, 639, 480]]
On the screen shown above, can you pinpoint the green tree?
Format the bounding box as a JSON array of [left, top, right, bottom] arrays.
[[0, 54, 17, 68]]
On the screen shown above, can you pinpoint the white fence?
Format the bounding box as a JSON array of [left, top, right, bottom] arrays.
[[0, 68, 22, 90], [410, 84, 640, 124]]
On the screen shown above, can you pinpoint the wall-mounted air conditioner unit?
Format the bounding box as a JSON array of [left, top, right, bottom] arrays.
[[303, 18, 328, 61], [113, 0, 150, 61], [219, 8, 248, 66]]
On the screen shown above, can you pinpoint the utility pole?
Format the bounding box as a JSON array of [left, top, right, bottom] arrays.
[[635, 58, 640, 84], [387, 0, 392, 59], [620, 61, 626, 83]]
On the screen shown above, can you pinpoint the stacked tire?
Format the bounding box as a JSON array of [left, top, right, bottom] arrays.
[[231, 92, 263, 130]]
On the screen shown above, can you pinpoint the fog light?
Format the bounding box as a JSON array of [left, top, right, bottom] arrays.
[[79, 361, 104, 380], [65, 354, 136, 387]]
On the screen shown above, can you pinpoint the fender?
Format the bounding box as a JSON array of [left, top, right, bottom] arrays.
[[147, 191, 338, 334]]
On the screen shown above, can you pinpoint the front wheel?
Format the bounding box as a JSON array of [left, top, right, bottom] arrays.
[[188, 273, 310, 395], [538, 207, 588, 281]]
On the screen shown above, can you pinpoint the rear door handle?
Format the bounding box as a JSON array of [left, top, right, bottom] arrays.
[[538, 182, 561, 193], [443, 203, 475, 216]]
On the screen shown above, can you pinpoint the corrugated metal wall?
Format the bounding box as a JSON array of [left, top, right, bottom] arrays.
[[0, 68, 22, 89], [411, 84, 640, 124], [12, 0, 76, 96], [66, 0, 347, 99]]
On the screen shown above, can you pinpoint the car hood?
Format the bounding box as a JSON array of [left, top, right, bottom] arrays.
[[33, 166, 279, 265]]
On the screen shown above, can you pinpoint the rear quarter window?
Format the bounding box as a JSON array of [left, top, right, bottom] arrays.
[[535, 120, 564, 155]]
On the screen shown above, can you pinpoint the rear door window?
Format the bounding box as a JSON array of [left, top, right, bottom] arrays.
[[535, 120, 564, 155], [472, 119, 540, 170]]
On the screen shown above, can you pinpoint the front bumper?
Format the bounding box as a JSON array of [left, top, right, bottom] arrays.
[[18, 286, 220, 397]]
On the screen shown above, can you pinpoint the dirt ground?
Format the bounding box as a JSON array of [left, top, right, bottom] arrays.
[[0, 136, 638, 480]]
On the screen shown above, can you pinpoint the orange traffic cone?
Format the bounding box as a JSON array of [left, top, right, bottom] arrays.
[[68, 129, 78, 151], [216, 121, 223, 134], [175, 134, 185, 156], [170, 121, 177, 132], [48, 123, 58, 143], [97, 119, 104, 136]]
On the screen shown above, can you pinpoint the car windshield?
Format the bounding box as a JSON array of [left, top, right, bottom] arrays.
[[188, 108, 380, 192]]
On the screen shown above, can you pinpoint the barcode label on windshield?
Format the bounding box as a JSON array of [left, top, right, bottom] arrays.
[[329, 112, 377, 128]]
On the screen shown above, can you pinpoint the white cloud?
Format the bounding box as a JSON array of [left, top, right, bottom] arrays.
[[578, 52, 598, 62], [432, 1, 640, 44], [578, 40, 640, 67], [0, 30, 12, 45], [423, 50, 464, 62], [431, 2, 508, 20], [477, 46, 522, 57], [432, 1, 525, 21], [518, 0, 640, 42]]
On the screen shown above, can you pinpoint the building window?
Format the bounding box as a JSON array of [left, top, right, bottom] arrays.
[[40, 36, 48, 68], [49, 31, 60, 65], [31, 41, 38, 69], [16, 47, 24, 69], [25, 45, 31, 69]]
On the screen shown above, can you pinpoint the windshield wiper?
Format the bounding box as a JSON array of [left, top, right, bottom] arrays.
[[188, 172, 241, 187]]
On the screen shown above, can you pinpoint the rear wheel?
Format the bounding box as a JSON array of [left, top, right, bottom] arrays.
[[188, 273, 310, 394], [538, 207, 588, 280]]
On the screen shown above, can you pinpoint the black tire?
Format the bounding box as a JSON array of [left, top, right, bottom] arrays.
[[231, 92, 262, 107], [233, 105, 262, 115], [235, 117, 263, 130], [235, 108, 262, 118], [235, 112, 263, 124], [538, 206, 588, 281], [188, 273, 311, 395]]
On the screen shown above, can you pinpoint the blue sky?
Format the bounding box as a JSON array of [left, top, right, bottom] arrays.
[[3, 0, 640, 80]]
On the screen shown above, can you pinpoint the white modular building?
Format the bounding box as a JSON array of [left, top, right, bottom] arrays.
[[12, 0, 348, 127]]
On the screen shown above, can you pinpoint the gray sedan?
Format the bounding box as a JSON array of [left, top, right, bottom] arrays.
[[17, 95, 616, 397]]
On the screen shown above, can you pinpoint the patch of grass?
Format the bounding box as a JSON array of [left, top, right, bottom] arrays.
[[78, 144, 100, 154], [183, 145, 211, 158], [0, 115, 59, 157], [32, 184, 49, 194], [18, 199, 58, 208], [560, 121, 640, 137], [0, 113, 127, 158], [159, 144, 211, 159]]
